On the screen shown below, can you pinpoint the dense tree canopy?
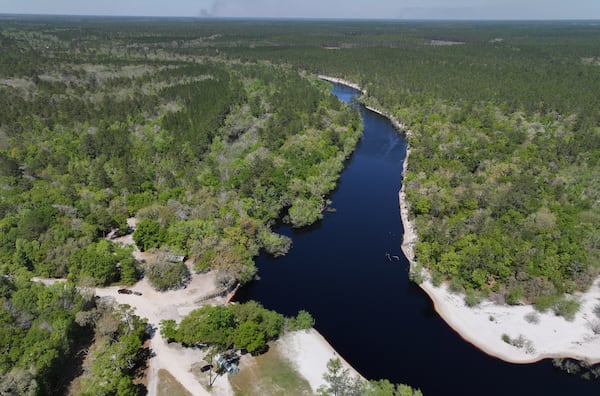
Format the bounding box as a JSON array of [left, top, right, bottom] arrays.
[[3, 16, 600, 392], [0, 19, 361, 288], [0, 17, 360, 393], [205, 20, 600, 310], [160, 302, 312, 354]]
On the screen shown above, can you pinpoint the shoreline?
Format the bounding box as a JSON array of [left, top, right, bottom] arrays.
[[277, 328, 365, 393], [98, 217, 364, 395], [318, 74, 412, 137], [396, 112, 600, 366], [364, 105, 410, 136], [317, 74, 366, 94], [319, 73, 600, 365], [92, 270, 366, 395]]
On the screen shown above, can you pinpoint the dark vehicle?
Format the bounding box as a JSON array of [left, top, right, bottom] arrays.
[[200, 364, 213, 372], [117, 288, 133, 295], [133, 291, 142, 296]]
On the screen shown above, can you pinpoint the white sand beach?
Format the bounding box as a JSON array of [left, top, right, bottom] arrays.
[[418, 277, 600, 364], [400, 147, 600, 365], [277, 329, 365, 392]]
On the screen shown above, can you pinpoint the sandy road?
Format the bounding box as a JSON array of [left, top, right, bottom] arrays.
[[97, 218, 233, 395], [95, 271, 234, 396]]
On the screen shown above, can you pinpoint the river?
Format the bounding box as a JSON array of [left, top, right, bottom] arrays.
[[235, 83, 598, 395]]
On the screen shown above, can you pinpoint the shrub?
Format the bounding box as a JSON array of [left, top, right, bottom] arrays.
[[160, 319, 178, 342], [287, 196, 323, 228], [594, 304, 600, 319], [590, 320, 600, 335], [194, 249, 215, 273], [534, 294, 559, 312], [408, 263, 425, 284], [259, 230, 292, 257], [448, 277, 464, 294], [512, 335, 526, 348], [148, 260, 190, 291], [431, 270, 443, 287], [501, 333, 535, 353], [553, 297, 580, 321], [505, 285, 524, 305], [464, 288, 481, 307], [524, 311, 540, 324]]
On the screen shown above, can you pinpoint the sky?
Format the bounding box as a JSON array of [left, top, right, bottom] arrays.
[[1, 0, 600, 20]]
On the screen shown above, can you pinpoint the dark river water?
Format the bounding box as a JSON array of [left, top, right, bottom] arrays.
[[235, 83, 598, 395]]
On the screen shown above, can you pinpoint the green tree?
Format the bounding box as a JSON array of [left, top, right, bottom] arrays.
[[317, 358, 364, 396], [159, 319, 178, 342], [233, 321, 265, 354], [176, 306, 236, 348], [133, 218, 166, 252], [69, 240, 120, 286], [259, 229, 292, 257], [365, 380, 424, 396], [288, 196, 324, 228], [288, 310, 315, 331]]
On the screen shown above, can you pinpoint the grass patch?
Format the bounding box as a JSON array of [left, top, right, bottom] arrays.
[[229, 346, 312, 396], [157, 369, 193, 396]]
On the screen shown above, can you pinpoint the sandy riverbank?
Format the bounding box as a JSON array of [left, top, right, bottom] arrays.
[[399, 146, 600, 365], [364, 105, 410, 134], [317, 74, 366, 94], [319, 73, 600, 365], [96, 278, 364, 395], [96, 217, 364, 395], [318, 74, 411, 137], [277, 329, 365, 392], [418, 277, 600, 364]]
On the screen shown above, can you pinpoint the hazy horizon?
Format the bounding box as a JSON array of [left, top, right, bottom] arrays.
[[1, 0, 600, 20]]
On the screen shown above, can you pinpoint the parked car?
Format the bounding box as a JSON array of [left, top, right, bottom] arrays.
[[117, 288, 133, 295], [133, 291, 142, 296], [200, 364, 213, 372]]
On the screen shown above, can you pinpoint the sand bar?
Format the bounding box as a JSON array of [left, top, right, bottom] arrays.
[[277, 329, 365, 392]]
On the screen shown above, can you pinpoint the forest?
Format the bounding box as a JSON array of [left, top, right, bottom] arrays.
[[1, 15, 599, 394], [195, 20, 600, 312], [0, 17, 365, 394]]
